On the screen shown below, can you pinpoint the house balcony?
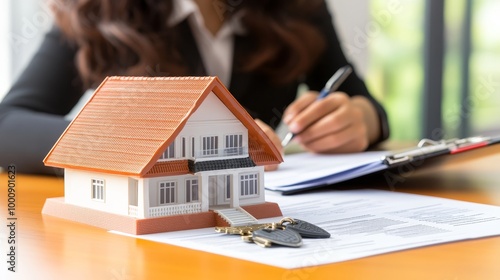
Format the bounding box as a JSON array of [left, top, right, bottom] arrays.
[[148, 202, 202, 218], [196, 147, 248, 159]]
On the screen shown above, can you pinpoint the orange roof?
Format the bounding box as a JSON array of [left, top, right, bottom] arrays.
[[44, 76, 282, 177]]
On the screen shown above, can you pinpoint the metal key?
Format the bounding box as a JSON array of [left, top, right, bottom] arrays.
[[279, 217, 331, 238], [215, 217, 329, 248], [215, 222, 302, 247], [251, 226, 303, 248], [215, 223, 273, 236]]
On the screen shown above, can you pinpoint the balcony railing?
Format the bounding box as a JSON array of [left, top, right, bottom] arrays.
[[198, 147, 248, 159], [157, 147, 249, 163], [128, 205, 138, 217], [148, 202, 202, 217]]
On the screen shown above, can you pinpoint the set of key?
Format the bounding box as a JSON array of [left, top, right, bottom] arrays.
[[215, 217, 330, 248]]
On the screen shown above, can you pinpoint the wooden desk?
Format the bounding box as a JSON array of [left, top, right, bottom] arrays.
[[1, 145, 500, 280]]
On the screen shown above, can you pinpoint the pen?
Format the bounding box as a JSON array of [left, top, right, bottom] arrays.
[[281, 65, 353, 147]]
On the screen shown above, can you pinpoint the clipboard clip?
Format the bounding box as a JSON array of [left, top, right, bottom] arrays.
[[448, 136, 491, 154], [383, 136, 492, 166]]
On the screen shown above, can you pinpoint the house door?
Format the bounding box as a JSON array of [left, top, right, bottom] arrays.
[[208, 175, 232, 207]]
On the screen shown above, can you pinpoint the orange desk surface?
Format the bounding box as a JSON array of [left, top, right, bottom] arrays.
[[1, 145, 500, 280]]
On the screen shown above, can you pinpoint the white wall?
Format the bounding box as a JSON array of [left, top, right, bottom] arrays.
[[0, 0, 52, 101], [0, 1, 12, 100], [64, 169, 131, 216]]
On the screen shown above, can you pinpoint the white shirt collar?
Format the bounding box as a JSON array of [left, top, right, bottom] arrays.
[[169, 0, 245, 36], [168, 0, 197, 27], [168, 0, 245, 86]]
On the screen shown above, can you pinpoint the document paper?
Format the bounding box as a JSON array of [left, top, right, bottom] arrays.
[[114, 190, 500, 269], [264, 151, 390, 193]]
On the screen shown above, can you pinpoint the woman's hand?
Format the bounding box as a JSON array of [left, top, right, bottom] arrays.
[[254, 119, 283, 171], [282, 91, 381, 153]]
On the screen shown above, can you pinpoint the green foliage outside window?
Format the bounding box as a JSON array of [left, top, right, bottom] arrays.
[[367, 0, 500, 141]]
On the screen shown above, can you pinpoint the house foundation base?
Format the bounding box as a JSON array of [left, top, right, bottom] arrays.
[[42, 197, 282, 235]]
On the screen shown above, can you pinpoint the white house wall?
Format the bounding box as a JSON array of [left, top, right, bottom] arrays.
[[64, 169, 134, 216], [185, 92, 247, 149], [189, 92, 237, 122], [177, 91, 248, 160]]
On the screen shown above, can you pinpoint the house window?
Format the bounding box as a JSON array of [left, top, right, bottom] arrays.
[[159, 181, 176, 205], [182, 137, 186, 158], [185, 178, 199, 203], [202, 136, 218, 156], [225, 175, 232, 200], [240, 173, 258, 197], [91, 179, 105, 201], [225, 134, 243, 156], [160, 141, 175, 160], [191, 137, 195, 157]]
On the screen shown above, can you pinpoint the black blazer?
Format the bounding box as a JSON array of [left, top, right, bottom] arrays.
[[0, 3, 389, 174]]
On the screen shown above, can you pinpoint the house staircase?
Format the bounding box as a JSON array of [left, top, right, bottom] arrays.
[[214, 207, 258, 226]]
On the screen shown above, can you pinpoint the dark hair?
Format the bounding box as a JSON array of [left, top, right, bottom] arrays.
[[50, 0, 325, 86]]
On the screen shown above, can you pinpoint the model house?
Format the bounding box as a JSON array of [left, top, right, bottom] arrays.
[[42, 76, 283, 234]]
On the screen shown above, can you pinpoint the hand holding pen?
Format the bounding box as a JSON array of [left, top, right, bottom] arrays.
[[282, 65, 352, 146]]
